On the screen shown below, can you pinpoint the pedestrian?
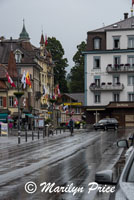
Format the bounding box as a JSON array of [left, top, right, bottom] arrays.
[[68, 118, 74, 136], [8, 122, 13, 134]]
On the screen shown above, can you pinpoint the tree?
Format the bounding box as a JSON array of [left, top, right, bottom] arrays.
[[69, 41, 86, 93], [46, 37, 68, 93]]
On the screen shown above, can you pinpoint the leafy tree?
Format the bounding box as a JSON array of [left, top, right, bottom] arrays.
[[46, 37, 68, 93], [69, 41, 86, 93]]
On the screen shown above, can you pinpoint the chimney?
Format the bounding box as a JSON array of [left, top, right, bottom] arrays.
[[124, 13, 128, 20]]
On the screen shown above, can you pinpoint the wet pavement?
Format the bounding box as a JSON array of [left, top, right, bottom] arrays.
[[0, 128, 132, 200]]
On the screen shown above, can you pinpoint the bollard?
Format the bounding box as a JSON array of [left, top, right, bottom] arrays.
[[25, 131, 27, 142], [38, 129, 40, 139], [45, 126, 46, 136], [18, 130, 21, 144], [43, 129, 45, 138], [60, 128, 61, 134], [32, 131, 34, 140], [56, 129, 57, 135]]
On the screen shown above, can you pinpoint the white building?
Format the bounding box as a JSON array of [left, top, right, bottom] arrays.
[[84, 13, 134, 127]]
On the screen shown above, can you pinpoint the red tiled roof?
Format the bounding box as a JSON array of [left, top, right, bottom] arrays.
[[7, 51, 18, 78]]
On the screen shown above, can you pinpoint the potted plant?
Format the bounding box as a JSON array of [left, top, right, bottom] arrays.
[[14, 91, 24, 98]]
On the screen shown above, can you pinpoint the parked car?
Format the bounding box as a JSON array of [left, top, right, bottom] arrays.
[[95, 139, 134, 200], [93, 118, 118, 131]]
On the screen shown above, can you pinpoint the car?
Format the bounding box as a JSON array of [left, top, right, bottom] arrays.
[[95, 139, 134, 200], [93, 118, 118, 131]]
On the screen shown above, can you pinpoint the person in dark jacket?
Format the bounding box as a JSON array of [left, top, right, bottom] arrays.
[[68, 118, 74, 136]]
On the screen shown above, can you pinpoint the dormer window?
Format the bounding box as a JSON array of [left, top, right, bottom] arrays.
[[14, 49, 22, 63], [93, 38, 101, 50]]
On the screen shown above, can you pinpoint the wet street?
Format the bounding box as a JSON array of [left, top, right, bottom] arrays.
[[0, 128, 132, 200]]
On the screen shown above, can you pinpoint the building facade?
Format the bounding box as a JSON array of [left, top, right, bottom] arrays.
[[0, 21, 54, 126], [84, 13, 134, 127]]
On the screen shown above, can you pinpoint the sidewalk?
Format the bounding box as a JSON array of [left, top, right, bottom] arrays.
[[0, 128, 87, 149]]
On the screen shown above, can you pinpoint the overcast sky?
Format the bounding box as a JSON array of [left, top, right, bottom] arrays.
[[0, 0, 132, 72]]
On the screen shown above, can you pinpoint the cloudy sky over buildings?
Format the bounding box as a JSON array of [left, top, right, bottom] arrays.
[[0, 0, 131, 72]]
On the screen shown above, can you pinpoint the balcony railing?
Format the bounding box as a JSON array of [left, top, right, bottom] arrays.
[[89, 82, 124, 91], [107, 64, 134, 73]]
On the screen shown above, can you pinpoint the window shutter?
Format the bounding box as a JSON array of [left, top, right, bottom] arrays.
[[3, 97, 6, 107]]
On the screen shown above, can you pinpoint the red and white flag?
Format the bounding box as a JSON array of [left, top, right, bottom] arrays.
[[132, 0, 134, 6], [6, 72, 16, 87], [14, 98, 18, 107], [57, 85, 61, 97]]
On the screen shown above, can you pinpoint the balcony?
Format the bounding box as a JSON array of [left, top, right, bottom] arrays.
[[107, 64, 134, 73], [89, 82, 124, 91]]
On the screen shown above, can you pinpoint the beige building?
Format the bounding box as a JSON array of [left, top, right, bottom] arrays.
[[0, 21, 54, 125]]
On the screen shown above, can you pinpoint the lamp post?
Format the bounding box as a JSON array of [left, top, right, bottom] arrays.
[[14, 89, 24, 144]]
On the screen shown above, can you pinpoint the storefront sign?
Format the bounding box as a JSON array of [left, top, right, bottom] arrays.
[[64, 102, 82, 106], [116, 103, 129, 107], [1, 123, 8, 136]]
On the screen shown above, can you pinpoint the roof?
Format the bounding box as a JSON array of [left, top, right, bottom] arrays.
[[90, 15, 134, 32], [63, 93, 84, 105], [0, 38, 53, 67], [0, 80, 7, 89], [0, 64, 7, 78], [40, 34, 45, 45], [19, 20, 30, 40], [7, 50, 18, 78]]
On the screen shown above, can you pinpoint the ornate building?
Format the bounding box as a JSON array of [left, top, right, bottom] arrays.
[[0, 21, 54, 124]]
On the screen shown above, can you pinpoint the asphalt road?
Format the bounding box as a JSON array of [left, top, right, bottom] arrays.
[[0, 128, 132, 200]]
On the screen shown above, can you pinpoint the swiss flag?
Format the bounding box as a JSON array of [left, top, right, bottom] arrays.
[[6, 72, 16, 87], [132, 0, 134, 6]]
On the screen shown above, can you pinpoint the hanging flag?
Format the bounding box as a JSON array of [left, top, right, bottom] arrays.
[[57, 84, 61, 97], [14, 98, 18, 107], [23, 98, 26, 107], [6, 72, 16, 87], [43, 85, 45, 96], [21, 71, 26, 89], [26, 72, 31, 88], [132, 0, 134, 6], [45, 35, 48, 46], [63, 105, 68, 111]]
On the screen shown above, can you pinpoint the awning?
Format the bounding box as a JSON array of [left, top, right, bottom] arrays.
[[0, 113, 8, 122], [25, 114, 34, 118]]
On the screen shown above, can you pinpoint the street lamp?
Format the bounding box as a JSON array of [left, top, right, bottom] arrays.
[[14, 82, 24, 144]]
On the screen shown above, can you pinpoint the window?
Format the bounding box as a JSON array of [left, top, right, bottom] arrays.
[[94, 93, 101, 103], [113, 36, 120, 49], [93, 56, 101, 68], [128, 93, 134, 101], [113, 75, 120, 84], [93, 38, 101, 50], [0, 97, 3, 107], [128, 36, 134, 48], [128, 75, 134, 85], [76, 107, 80, 114], [114, 56, 121, 65], [9, 96, 14, 107], [94, 76, 100, 87], [42, 74, 44, 82], [128, 56, 134, 67], [113, 93, 120, 102]]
